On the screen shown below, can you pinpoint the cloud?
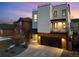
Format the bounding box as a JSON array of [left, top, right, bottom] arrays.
[[6, 9, 32, 17], [71, 10, 79, 18], [21, 2, 50, 9], [0, 9, 32, 23]]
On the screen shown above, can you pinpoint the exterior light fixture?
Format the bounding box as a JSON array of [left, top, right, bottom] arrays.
[[62, 38, 65, 42], [38, 36, 41, 39], [63, 22, 65, 25], [61, 38, 66, 49]]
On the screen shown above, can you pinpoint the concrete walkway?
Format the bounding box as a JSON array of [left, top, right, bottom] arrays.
[[16, 44, 63, 57]]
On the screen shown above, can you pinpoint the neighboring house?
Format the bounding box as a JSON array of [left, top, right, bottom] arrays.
[[0, 24, 15, 36], [71, 19, 79, 35], [14, 17, 32, 33], [15, 17, 32, 34], [13, 17, 32, 47], [32, 3, 75, 50], [70, 19, 79, 50]]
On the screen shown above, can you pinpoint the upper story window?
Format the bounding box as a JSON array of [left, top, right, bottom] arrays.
[[62, 9, 66, 16], [53, 11, 57, 17], [34, 14, 37, 22]]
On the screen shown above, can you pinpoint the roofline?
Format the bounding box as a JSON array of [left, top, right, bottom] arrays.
[[38, 3, 70, 8], [38, 3, 51, 8], [52, 4, 70, 7], [16, 17, 32, 23]]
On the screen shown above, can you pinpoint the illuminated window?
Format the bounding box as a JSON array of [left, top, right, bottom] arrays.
[[55, 22, 57, 28], [63, 22, 66, 28], [58, 22, 63, 32], [53, 11, 57, 17], [52, 22, 66, 32], [34, 14, 37, 22], [62, 9, 66, 16]]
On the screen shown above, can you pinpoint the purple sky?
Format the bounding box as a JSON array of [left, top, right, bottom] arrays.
[[0, 2, 79, 24]]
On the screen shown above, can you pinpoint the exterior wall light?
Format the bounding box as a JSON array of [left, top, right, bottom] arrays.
[[61, 38, 66, 49]]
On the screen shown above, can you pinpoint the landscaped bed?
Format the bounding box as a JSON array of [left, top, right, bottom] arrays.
[[0, 40, 13, 51], [0, 40, 26, 57]]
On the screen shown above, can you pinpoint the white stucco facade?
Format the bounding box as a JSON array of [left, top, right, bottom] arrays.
[[32, 4, 70, 33], [51, 4, 71, 33], [38, 5, 52, 33], [52, 4, 70, 19]]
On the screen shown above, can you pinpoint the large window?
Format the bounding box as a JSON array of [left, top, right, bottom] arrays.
[[52, 21, 66, 32], [34, 14, 37, 22], [53, 11, 57, 17], [62, 9, 66, 16]]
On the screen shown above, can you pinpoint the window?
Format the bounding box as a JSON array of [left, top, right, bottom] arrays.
[[63, 22, 66, 28], [62, 9, 66, 16], [34, 14, 37, 22], [53, 11, 57, 17], [54, 22, 57, 29], [52, 22, 66, 32]]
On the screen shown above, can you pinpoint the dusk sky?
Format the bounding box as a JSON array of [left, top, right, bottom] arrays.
[[0, 2, 79, 24]]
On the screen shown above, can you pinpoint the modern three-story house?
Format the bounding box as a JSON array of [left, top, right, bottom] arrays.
[[32, 3, 78, 50]]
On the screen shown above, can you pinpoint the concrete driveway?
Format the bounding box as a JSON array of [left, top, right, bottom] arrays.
[[16, 44, 63, 57]]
